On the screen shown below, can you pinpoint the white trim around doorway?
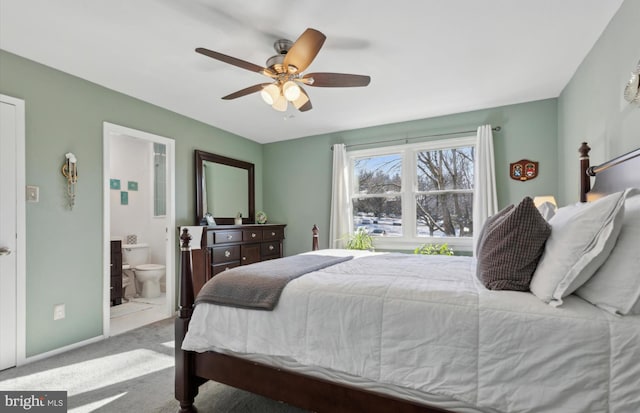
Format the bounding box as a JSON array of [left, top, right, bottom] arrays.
[[102, 122, 176, 337]]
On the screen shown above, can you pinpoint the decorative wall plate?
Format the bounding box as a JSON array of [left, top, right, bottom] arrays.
[[510, 159, 539, 181], [256, 211, 268, 224]]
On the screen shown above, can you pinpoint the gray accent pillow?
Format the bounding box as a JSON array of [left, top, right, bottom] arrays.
[[475, 204, 514, 257], [477, 197, 551, 291]]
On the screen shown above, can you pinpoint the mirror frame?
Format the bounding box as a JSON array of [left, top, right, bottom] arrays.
[[195, 150, 255, 225]]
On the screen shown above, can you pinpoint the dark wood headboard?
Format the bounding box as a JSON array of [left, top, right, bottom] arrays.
[[579, 142, 640, 202]]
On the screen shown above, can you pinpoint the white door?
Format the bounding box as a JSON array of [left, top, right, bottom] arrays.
[[0, 99, 19, 370]]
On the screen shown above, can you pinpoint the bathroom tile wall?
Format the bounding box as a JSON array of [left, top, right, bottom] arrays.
[[110, 134, 165, 266]]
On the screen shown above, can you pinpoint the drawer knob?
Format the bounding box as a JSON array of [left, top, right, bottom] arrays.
[[271, 232, 276, 236], [225, 250, 231, 257], [251, 233, 256, 238], [227, 234, 233, 240], [242, 256, 246, 261], [269, 245, 274, 251]]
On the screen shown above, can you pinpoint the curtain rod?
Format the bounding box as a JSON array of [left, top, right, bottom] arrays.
[[332, 126, 501, 150]]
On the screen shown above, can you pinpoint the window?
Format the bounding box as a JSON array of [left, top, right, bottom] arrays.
[[348, 137, 476, 250], [153, 143, 166, 216], [352, 153, 403, 236]]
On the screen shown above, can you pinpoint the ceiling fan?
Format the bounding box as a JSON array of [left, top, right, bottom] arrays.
[[196, 28, 371, 112]]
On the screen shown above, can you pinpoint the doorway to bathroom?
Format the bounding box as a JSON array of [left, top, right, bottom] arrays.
[[103, 122, 175, 336]]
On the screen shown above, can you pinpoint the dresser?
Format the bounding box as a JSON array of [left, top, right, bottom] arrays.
[[110, 240, 123, 306], [191, 224, 286, 292]]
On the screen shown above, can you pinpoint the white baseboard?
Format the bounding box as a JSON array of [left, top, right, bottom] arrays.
[[20, 335, 106, 366]]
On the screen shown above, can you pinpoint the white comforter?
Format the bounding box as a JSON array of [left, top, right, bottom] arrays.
[[182, 250, 640, 413]]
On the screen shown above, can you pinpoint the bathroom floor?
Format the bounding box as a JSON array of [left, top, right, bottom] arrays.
[[110, 293, 170, 336]]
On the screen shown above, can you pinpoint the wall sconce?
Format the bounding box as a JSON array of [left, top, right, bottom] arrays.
[[61, 152, 78, 209], [623, 59, 640, 104]]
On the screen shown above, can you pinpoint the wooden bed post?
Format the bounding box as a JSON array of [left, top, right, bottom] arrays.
[[579, 142, 591, 202], [312, 224, 320, 251], [175, 228, 199, 413]]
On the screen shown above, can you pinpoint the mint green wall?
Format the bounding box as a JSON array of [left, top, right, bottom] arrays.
[[4, 0, 633, 356], [558, 0, 640, 205], [264, 99, 558, 256], [0, 50, 263, 357]]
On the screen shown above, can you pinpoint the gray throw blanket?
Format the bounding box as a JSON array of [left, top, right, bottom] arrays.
[[196, 254, 353, 310]]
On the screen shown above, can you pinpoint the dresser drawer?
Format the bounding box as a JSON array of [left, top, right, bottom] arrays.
[[201, 225, 286, 281], [212, 261, 240, 275], [211, 245, 240, 263], [263, 228, 284, 241], [110, 276, 122, 300], [111, 240, 122, 252], [110, 253, 122, 276], [261, 241, 281, 257], [213, 230, 242, 244], [241, 244, 261, 265], [243, 229, 263, 242]]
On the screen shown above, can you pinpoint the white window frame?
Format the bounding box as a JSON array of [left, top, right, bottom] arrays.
[[348, 136, 476, 252]]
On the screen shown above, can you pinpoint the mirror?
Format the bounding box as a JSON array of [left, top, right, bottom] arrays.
[[195, 150, 255, 225]]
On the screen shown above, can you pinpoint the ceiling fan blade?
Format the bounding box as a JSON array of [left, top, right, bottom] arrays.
[[222, 83, 272, 100], [283, 28, 326, 73], [196, 47, 275, 77], [297, 99, 312, 112], [293, 87, 312, 112], [303, 72, 371, 87]]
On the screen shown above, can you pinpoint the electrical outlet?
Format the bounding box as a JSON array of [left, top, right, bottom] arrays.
[[53, 304, 65, 320], [26, 185, 39, 202]]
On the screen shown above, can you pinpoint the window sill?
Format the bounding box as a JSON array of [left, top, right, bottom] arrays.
[[371, 237, 473, 254]]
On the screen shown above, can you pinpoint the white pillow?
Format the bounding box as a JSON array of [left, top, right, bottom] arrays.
[[529, 189, 632, 306], [576, 190, 640, 315], [536, 201, 557, 221]]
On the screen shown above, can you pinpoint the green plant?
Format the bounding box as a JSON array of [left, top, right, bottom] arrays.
[[345, 228, 374, 250], [413, 243, 454, 256]]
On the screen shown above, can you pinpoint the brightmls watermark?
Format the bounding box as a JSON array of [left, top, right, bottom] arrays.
[[0, 391, 66, 412]]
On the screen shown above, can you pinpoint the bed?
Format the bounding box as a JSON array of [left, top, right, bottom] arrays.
[[175, 142, 640, 413]]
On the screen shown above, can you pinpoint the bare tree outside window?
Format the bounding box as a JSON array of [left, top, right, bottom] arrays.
[[352, 154, 403, 236], [416, 147, 474, 238], [351, 145, 474, 239]]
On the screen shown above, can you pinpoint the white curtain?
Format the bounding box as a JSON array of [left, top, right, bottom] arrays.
[[473, 124, 498, 254], [329, 144, 352, 249]]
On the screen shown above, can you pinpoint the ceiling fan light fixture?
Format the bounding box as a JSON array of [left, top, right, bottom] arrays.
[[283, 81, 301, 101], [261, 84, 280, 105], [292, 91, 309, 109], [272, 94, 288, 112], [197, 28, 370, 113]]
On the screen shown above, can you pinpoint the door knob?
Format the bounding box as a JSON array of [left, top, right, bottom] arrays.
[[0, 247, 12, 256]]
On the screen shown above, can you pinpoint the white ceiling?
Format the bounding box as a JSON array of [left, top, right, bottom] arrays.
[[0, 0, 623, 144]]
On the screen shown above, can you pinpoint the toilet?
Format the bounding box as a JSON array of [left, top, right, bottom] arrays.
[[121, 243, 165, 299]]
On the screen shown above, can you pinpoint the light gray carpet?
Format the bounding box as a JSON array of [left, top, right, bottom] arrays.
[[0, 318, 308, 413]]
